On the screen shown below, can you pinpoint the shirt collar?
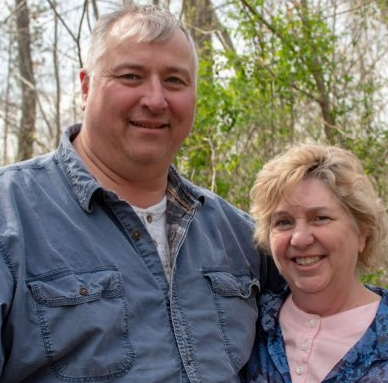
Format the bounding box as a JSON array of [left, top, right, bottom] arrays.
[[260, 288, 288, 331], [57, 124, 101, 212], [57, 124, 205, 213], [167, 165, 204, 210]]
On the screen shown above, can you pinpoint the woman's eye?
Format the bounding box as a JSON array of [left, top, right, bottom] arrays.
[[314, 216, 331, 223], [272, 219, 293, 230]]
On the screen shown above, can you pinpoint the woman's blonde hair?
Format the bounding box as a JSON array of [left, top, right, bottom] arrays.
[[250, 144, 388, 269]]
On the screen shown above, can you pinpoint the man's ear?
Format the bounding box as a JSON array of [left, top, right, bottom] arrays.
[[80, 69, 90, 110]]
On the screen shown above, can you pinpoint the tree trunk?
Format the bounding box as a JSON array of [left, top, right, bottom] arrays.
[[299, 0, 338, 144], [15, 0, 36, 160], [53, 0, 61, 147], [3, 37, 12, 165], [182, 0, 214, 68]]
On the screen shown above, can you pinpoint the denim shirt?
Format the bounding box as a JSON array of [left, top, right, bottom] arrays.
[[241, 285, 388, 383], [0, 125, 281, 382]]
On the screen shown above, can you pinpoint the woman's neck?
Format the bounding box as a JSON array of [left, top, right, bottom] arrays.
[[291, 281, 380, 317]]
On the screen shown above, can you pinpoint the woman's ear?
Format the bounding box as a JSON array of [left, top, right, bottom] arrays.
[[358, 229, 368, 253]]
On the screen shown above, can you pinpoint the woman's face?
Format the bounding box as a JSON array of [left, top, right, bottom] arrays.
[[269, 177, 367, 303]]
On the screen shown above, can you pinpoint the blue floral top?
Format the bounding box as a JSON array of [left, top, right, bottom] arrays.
[[241, 285, 388, 383]]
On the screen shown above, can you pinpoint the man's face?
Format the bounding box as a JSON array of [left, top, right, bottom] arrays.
[[79, 16, 197, 178]]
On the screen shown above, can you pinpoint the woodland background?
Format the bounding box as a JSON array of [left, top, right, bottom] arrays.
[[2, 0, 388, 284]]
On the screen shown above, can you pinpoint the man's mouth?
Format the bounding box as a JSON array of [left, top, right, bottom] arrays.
[[131, 121, 168, 129]]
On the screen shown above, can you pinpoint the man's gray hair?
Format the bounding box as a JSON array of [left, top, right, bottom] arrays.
[[83, 4, 198, 75]]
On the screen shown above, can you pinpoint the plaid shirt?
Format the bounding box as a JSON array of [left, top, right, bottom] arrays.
[[166, 166, 202, 279]]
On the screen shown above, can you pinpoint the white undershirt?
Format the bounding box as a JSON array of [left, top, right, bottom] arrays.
[[132, 196, 171, 282]]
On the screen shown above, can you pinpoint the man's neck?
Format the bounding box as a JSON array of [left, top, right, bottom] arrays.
[[106, 179, 168, 208], [72, 135, 169, 208]]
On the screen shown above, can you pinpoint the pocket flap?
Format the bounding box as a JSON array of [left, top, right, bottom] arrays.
[[28, 269, 123, 306], [203, 270, 260, 298]]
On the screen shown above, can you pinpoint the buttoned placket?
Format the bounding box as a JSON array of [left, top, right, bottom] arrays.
[[293, 316, 320, 382], [168, 204, 202, 383]]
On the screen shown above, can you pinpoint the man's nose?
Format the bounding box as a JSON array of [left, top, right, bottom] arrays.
[[140, 78, 168, 112]]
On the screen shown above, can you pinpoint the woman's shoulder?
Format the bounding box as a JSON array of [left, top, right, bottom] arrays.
[[366, 285, 388, 310], [357, 359, 388, 382]]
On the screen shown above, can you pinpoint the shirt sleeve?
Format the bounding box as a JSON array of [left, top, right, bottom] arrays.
[[0, 254, 14, 375]]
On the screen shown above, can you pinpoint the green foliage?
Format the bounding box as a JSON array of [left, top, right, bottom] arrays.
[[176, 1, 388, 285], [361, 268, 388, 289], [178, 1, 341, 208], [177, 47, 297, 210]]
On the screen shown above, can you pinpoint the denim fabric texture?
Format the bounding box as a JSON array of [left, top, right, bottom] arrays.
[[0, 125, 277, 382], [241, 285, 388, 383]]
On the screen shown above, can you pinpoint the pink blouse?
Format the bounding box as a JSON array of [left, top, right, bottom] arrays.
[[279, 295, 380, 383]]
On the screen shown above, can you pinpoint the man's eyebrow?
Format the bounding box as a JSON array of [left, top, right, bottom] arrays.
[[111, 63, 144, 72], [165, 65, 193, 78], [111, 63, 192, 77]]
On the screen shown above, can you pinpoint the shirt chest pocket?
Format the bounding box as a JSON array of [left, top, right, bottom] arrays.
[[27, 268, 135, 382], [202, 270, 260, 372]]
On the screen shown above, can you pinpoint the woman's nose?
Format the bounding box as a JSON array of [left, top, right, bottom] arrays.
[[290, 225, 314, 248]]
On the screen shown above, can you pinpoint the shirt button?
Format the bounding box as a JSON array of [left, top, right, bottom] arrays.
[[296, 366, 304, 375], [132, 230, 141, 240], [79, 287, 88, 296], [300, 342, 309, 351], [309, 318, 317, 328], [146, 215, 153, 223]]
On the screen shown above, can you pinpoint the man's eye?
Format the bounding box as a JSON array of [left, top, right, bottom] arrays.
[[120, 73, 140, 80], [166, 77, 185, 85]]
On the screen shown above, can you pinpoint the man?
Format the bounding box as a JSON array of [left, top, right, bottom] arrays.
[[0, 4, 283, 382]]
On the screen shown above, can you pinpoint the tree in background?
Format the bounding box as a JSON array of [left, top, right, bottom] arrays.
[[2, 0, 388, 205], [2, 0, 388, 283], [14, 0, 36, 160], [179, 0, 388, 211]]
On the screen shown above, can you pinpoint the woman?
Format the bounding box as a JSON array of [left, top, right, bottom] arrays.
[[244, 144, 388, 383]]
